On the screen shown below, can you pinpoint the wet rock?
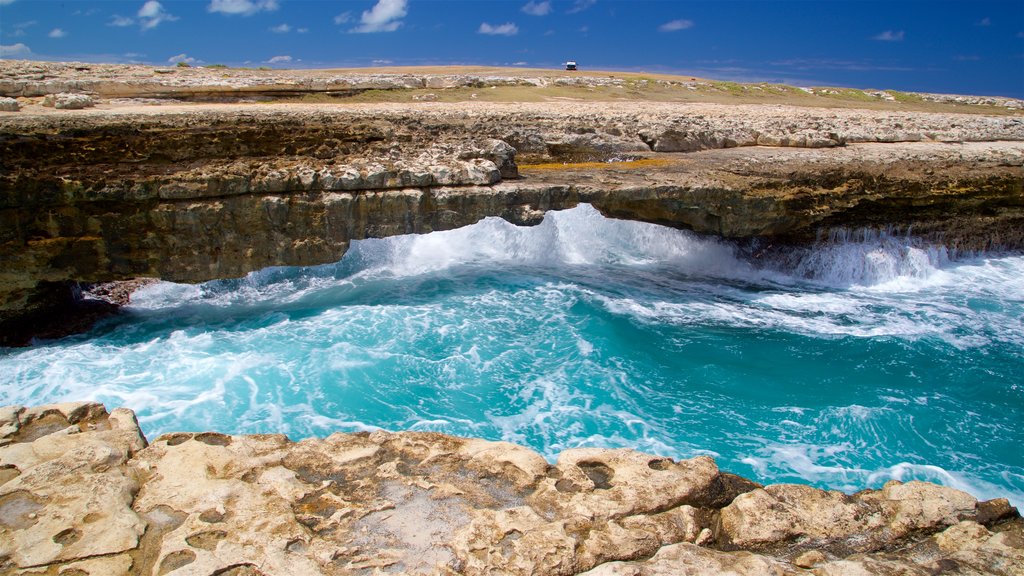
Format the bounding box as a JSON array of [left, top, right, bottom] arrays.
[[977, 497, 1020, 525]]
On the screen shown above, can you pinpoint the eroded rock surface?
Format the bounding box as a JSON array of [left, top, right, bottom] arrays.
[[1, 403, 1021, 575], [2, 61, 1023, 343], [2, 98, 1023, 343]]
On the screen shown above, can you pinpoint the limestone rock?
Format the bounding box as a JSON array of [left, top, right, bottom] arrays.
[[0, 403, 146, 571], [0, 97, 18, 112], [717, 480, 978, 554], [41, 93, 95, 109], [1, 402, 1022, 575], [2, 71, 1024, 343], [578, 542, 792, 575]]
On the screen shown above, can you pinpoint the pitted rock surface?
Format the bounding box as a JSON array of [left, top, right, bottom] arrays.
[[1, 403, 1021, 575]]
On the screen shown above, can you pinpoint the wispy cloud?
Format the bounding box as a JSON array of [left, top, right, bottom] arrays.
[[872, 30, 904, 42], [207, 0, 279, 16], [9, 20, 36, 37], [659, 19, 693, 32], [351, 0, 408, 33], [0, 43, 31, 57], [0, 0, 18, 5], [770, 57, 914, 72], [522, 1, 551, 16], [167, 53, 196, 64], [139, 1, 177, 30], [976, 17, 991, 27], [334, 11, 352, 25], [48, 28, 66, 38], [479, 22, 519, 36], [955, 55, 981, 61], [108, 15, 135, 27], [269, 23, 291, 33], [567, 0, 596, 14], [267, 55, 292, 64]]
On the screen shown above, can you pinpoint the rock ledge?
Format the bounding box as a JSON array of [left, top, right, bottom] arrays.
[[1, 402, 1021, 575]]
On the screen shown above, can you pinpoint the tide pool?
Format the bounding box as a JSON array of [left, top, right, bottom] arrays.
[[2, 204, 1022, 507]]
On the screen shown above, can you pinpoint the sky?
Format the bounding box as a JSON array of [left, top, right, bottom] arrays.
[[1, 0, 1022, 97]]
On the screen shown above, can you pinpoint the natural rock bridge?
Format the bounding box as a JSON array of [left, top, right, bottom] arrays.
[[1, 102, 1023, 345]]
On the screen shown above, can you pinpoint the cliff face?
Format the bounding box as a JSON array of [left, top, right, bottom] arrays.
[[1, 102, 1023, 344], [1, 402, 1021, 576]]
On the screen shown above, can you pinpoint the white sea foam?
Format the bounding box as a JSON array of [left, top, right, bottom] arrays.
[[743, 442, 1024, 508], [2, 203, 1022, 507]]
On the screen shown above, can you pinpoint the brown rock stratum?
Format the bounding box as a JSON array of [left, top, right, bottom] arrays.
[[0, 402, 1021, 576]]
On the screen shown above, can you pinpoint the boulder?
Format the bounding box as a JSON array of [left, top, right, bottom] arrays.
[[41, 92, 96, 109]]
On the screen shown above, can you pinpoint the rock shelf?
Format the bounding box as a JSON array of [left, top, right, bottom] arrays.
[[1, 61, 1022, 343], [0, 402, 1020, 575]]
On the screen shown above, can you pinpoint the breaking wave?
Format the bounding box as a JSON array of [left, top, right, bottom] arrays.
[[2, 204, 1022, 507]]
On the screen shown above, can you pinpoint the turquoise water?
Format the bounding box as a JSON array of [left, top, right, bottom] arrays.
[[2, 204, 1022, 506]]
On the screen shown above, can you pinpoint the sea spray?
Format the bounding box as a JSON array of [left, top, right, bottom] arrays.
[[1, 204, 1021, 507]]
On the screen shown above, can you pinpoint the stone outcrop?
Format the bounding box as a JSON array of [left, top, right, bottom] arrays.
[[1, 402, 1021, 575], [40, 93, 95, 110], [1, 63, 1023, 344]]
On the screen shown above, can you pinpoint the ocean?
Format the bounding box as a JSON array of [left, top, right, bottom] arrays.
[[2, 204, 1021, 507]]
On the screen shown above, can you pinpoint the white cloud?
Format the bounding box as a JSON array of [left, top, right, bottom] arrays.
[[479, 22, 518, 36], [48, 28, 66, 38], [659, 19, 693, 32], [372, 58, 393, 65], [207, 0, 279, 16], [567, 0, 596, 14], [267, 55, 292, 64], [108, 15, 135, 27], [270, 23, 291, 33], [138, 1, 177, 30], [333, 11, 352, 25], [977, 17, 991, 27], [0, 0, 17, 5], [297, 27, 308, 33], [167, 53, 196, 64], [0, 43, 31, 57], [352, 0, 407, 33], [522, 1, 551, 16], [873, 30, 904, 42]]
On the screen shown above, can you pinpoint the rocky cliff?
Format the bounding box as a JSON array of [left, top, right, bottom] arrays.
[[0, 402, 1021, 576], [2, 99, 1022, 345]]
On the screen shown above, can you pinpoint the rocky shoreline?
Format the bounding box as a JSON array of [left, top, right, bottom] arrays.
[[0, 402, 1021, 575], [2, 90, 1023, 344]]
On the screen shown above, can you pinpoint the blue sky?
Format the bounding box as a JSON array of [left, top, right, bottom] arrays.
[[2, 0, 1022, 97]]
